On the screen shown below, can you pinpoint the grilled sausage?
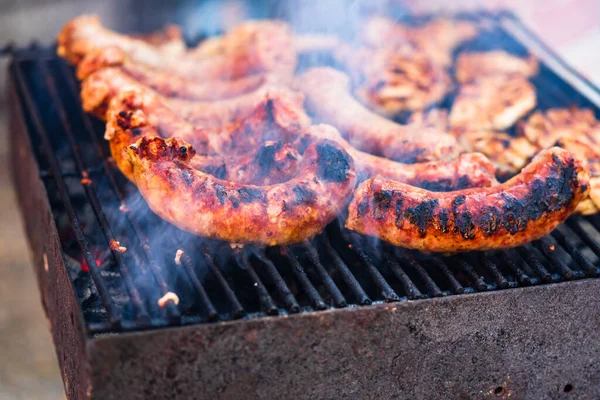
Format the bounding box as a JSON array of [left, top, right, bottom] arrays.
[[296, 67, 459, 163], [126, 135, 356, 245], [307, 124, 497, 190], [346, 147, 590, 252], [81, 67, 306, 127], [58, 15, 296, 80], [77, 47, 279, 101], [105, 89, 308, 180]]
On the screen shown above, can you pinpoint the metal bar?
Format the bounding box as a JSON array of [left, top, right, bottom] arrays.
[[502, 251, 532, 286], [429, 257, 465, 295], [13, 61, 120, 327], [566, 219, 600, 258], [201, 250, 245, 319], [249, 249, 300, 313], [281, 247, 327, 310], [302, 241, 347, 307], [235, 252, 278, 315], [179, 252, 218, 320], [384, 254, 422, 300], [57, 60, 181, 321], [478, 254, 509, 289], [322, 234, 371, 305], [533, 239, 574, 280], [349, 245, 399, 302], [41, 61, 150, 323], [551, 229, 597, 277], [516, 246, 553, 283], [452, 256, 487, 291], [402, 252, 443, 297]]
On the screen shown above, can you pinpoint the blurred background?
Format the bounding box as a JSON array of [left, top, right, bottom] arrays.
[[0, 0, 598, 399]]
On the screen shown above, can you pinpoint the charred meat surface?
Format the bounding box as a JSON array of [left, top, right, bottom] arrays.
[[127, 135, 356, 245], [346, 147, 590, 252]]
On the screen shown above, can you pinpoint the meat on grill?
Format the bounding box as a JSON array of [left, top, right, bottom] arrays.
[[77, 47, 280, 101], [190, 141, 301, 185], [81, 67, 309, 128], [346, 147, 590, 252], [360, 16, 478, 67], [449, 75, 537, 130], [58, 15, 296, 80], [104, 89, 309, 180], [307, 124, 498, 190], [334, 44, 451, 115], [296, 67, 459, 163], [126, 135, 356, 245], [518, 107, 600, 149], [455, 51, 539, 83]]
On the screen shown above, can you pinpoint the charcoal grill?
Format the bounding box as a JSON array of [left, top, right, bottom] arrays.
[[7, 10, 600, 399]]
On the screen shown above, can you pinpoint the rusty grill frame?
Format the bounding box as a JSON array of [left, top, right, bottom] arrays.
[[7, 10, 600, 399]]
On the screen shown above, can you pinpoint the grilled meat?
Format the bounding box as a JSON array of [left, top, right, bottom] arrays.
[[307, 124, 497, 190], [58, 15, 296, 80], [296, 67, 459, 163], [449, 75, 537, 130], [361, 16, 478, 67], [335, 44, 451, 115], [104, 89, 308, 180], [77, 47, 280, 101], [190, 141, 301, 185], [132, 24, 186, 54], [188, 20, 297, 79], [126, 135, 356, 245], [456, 51, 538, 83], [346, 147, 590, 252], [453, 130, 539, 178], [81, 67, 308, 128], [518, 108, 600, 149]]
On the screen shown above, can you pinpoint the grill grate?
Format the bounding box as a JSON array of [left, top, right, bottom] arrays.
[[10, 14, 600, 335]]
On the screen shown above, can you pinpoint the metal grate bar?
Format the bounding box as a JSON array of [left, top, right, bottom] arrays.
[[453, 256, 487, 291], [13, 61, 120, 327], [516, 246, 553, 283], [179, 252, 219, 320], [322, 234, 371, 305], [249, 249, 300, 313], [345, 241, 400, 302], [429, 257, 465, 294], [235, 252, 278, 315], [56, 60, 182, 321], [200, 250, 245, 318], [566, 219, 600, 258], [384, 254, 422, 299], [503, 251, 532, 286], [533, 238, 574, 279], [41, 61, 150, 323], [478, 254, 509, 289], [403, 253, 443, 297], [551, 229, 597, 276], [302, 241, 347, 307], [280, 247, 327, 310]]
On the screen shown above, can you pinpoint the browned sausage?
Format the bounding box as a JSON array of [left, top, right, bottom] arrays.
[[126, 135, 356, 245], [346, 147, 590, 252]]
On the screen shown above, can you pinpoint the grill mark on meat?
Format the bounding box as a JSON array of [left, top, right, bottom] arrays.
[[405, 199, 439, 237], [316, 142, 352, 183], [373, 189, 392, 220], [293, 185, 317, 206], [255, 142, 278, 177], [346, 147, 589, 252], [237, 188, 266, 203], [203, 163, 228, 179]]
